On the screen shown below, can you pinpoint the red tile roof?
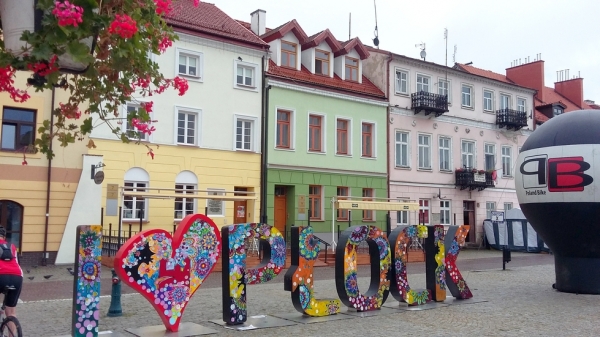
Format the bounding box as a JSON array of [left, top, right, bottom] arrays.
[[267, 60, 385, 100], [455, 63, 514, 84], [235, 20, 273, 34], [534, 111, 549, 123], [334, 37, 370, 60], [260, 19, 309, 44], [164, 2, 268, 49], [535, 86, 593, 112], [301, 29, 342, 51]]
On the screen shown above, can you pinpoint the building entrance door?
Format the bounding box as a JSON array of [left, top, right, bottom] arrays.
[[274, 186, 287, 239], [463, 201, 476, 243], [233, 187, 247, 224]]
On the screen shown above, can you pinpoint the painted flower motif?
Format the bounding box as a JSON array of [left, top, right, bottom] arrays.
[[349, 226, 368, 244], [374, 237, 389, 260], [81, 257, 100, 284], [299, 284, 310, 309], [167, 283, 190, 305], [300, 230, 318, 260], [195, 257, 211, 277], [200, 232, 218, 252], [345, 274, 359, 296], [449, 241, 460, 256], [406, 226, 417, 238]]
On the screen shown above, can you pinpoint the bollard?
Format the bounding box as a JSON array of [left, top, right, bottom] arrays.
[[107, 269, 123, 317], [502, 247, 511, 270]]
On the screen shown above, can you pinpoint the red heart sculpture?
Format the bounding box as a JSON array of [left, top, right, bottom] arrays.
[[114, 214, 221, 332]]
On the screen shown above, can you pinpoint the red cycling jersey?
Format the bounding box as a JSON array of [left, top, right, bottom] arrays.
[[0, 240, 22, 277]]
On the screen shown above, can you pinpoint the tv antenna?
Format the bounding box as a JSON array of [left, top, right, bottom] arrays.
[[349, 12, 351, 40], [452, 45, 457, 63], [415, 42, 426, 61], [372, 0, 379, 47]]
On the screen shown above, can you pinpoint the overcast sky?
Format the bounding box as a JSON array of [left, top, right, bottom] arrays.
[[213, 0, 599, 103]]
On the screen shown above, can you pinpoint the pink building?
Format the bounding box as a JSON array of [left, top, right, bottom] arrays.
[[363, 50, 536, 245]]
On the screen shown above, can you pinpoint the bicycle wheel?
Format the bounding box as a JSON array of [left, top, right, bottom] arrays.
[[0, 316, 22, 337]]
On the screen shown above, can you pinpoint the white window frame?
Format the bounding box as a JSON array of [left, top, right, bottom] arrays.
[[176, 48, 203, 81], [440, 200, 451, 225], [123, 104, 152, 142], [174, 183, 196, 221], [461, 140, 476, 169], [438, 136, 451, 172], [123, 181, 148, 221], [484, 143, 496, 171], [360, 120, 377, 159], [486, 201, 496, 219], [233, 60, 259, 92], [174, 106, 201, 146], [335, 116, 353, 157], [461, 84, 473, 108], [417, 133, 432, 170], [394, 68, 409, 95], [233, 114, 258, 152], [517, 97, 527, 112], [419, 199, 431, 225], [397, 199, 409, 225], [395, 130, 410, 168], [483, 89, 494, 112], [438, 78, 451, 103], [502, 145, 513, 177], [307, 112, 327, 154], [206, 188, 226, 217], [416, 73, 431, 93], [504, 202, 513, 212], [274, 106, 297, 151], [500, 93, 512, 110]]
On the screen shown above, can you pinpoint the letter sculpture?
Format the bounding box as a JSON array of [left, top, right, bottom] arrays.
[[73, 225, 102, 337]]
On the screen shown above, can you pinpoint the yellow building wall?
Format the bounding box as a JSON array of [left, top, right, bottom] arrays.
[[90, 139, 262, 231]]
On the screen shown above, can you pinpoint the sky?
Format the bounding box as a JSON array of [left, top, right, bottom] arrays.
[[212, 0, 600, 103]]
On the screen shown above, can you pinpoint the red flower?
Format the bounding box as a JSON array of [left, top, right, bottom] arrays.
[[154, 0, 172, 15], [108, 14, 138, 39], [0, 66, 30, 103], [193, 0, 200, 6], [158, 35, 173, 53], [140, 101, 153, 113], [59, 102, 81, 119], [173, 77, 189, 96], [27, 55, 59, 77], [52, 1, 83, 27]]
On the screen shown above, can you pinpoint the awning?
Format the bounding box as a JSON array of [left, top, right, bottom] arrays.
[[335, 200, 419, 211]]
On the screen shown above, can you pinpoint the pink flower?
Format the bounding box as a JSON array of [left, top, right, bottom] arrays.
[[27, 55, 59, 77], [108, 14, 138, 39], [193, 0, 200, 6], [0, 66, 30, 103], [154, 0, 172, 15], [131, 118, 156, 136], [173, 77, 189, 96], [158, 35, 173, 53], [52, 1, 83, 27], [140, 101, 153, 113]]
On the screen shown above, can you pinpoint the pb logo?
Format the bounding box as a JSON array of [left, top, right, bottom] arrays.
[[520, 155, 593, 192]]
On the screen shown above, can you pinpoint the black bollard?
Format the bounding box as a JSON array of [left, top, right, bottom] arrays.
[[502, 247, 511, 270], [107, 269, 122, 317]]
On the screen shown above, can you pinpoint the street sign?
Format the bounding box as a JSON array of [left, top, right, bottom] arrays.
[[491, 211, 504, 222]]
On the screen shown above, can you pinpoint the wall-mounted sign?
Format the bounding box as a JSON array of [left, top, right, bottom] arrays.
[[491, 211, 504, 222], [473, 173, 486, 182], [93, 171, 104, 185]]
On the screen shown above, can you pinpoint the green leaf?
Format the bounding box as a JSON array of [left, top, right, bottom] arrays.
[[66, 41, 93, 63]]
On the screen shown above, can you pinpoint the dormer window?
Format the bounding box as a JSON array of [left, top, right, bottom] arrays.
[[345, 57, 358, 81], [281, 41, 297, 68], [553, 106, 563, 116], [315, 49, 330, 76]]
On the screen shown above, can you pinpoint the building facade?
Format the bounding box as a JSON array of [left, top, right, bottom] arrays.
[[89, 3, 269, 237], [363, 51, 536, 245]]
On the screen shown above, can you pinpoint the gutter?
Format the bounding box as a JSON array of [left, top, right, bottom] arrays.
[[386, 52, 392, 201], [42, 87, 55, 266], [259, 57, 272, 223]]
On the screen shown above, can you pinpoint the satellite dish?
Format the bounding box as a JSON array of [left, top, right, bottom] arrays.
[[420, 49, 426, 61]]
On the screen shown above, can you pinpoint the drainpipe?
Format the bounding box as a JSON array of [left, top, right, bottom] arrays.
[[259, 56, 271, 223], [42, 87, 56, 266], [385, 53, 392, 201]]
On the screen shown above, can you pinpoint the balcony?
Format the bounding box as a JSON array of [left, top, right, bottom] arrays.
[[455, 169, 495, 191], [411, 91, 449, 117], [496, 109, 528, 131]]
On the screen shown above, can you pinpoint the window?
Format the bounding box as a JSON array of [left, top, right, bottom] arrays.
[[1, 107, 36, 152], [553, 106, 563, 116], [418, 134, 431, 169], [125, 105, 149, 141], [397, 209, 409, 225], [504, 202, 513, 212], [395, 131, 409, 167], [309, 185, 322, 220], [336, 119, 349, 155], [345, 57, 358, 81], [416, 74, 430, 92], [502, 146, 512, 177], [440, 200, 451, 225], [484, 144, 495, 171], [235, 118, 253, 151], [177, 111, 197, 145], [123, 182, 148, 220], [395, 69, 408, 94], [461, 140, 475, 168], [315, 49, 330, 76], [362, 188, 374, 221], [517, 98, 526, 112], [308, 115, 323, 152], [483, 90, 494, 111], [174, 184, 195, 220], [276, 109, 291, 149], [439, 136, 451, 171], [0, 200, 23, 249], [177, 50, 202, 78], [500, 94, 511, 110], [281, 41, 297, 68], [362, 122, 374, 157], [206, 189, 225, 216], [486, 202, 496, 219], [461, 84, 473, 107], [236, 65, 254, 87], [438, 79, 450, 102], [337, 187, 349, 220], [419, 199, 430, 225]]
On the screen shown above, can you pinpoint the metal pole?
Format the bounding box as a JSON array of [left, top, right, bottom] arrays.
[[348, 210, 352, 228], [386, 211, 391, 237], [138, 208, 143, 232], [117, 206, 122, 249], [307, 205, 311, 227]]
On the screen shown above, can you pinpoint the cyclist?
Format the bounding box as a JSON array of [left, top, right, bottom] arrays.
[[0, 226, 22, 319]]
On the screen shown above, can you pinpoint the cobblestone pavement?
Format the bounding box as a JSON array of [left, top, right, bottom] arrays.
[[19, 250, 596, 337]]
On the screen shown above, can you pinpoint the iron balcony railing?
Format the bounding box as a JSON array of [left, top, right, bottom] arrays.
[[411, 91, 449, 117], [496, 108, 528, 130], [455, 170, 494, 191]]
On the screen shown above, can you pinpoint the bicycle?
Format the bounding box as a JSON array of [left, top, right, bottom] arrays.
[[0, 285, 22, 337]]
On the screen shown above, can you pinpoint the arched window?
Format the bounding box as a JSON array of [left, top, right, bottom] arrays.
[[174, 171, 198, 220], [0, 200, 23, 249], [123, 167, 149, 221]]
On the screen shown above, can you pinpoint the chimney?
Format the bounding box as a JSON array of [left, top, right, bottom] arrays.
[[250, 9, 266, 36], [506, 60, 545, 103], [555, 78, 584, 108]]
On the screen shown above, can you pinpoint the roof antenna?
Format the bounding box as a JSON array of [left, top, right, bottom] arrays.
[[372, 0, 379, 47], [453, 45, 457, 63], [349, 12, 351, 40]]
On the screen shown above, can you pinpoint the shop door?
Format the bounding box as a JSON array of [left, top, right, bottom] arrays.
[[274, 186, 287, 238]]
